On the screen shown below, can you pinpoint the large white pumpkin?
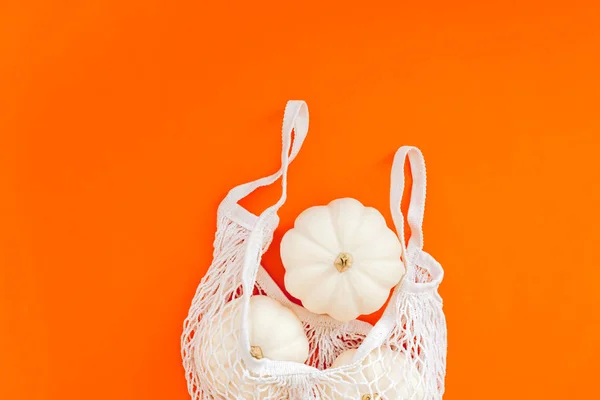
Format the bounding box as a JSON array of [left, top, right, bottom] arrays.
[[200, 295, 309, 399], [326, 348, 425, 400], [281, 198, 405, 321]]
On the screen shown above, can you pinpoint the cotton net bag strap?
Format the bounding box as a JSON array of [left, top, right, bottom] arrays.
[[390, 146, 427, 270], [231, 100, 317, 376], [346, 146, 425, 361], [219, 101, 308, 230], [352, 145, 445, 364], [390, 146, 443, 293]]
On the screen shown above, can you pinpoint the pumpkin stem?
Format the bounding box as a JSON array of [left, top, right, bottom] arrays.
[[361, 394, 380, 400], [250, 346, 264, 359], [334, 252, 354, 273]]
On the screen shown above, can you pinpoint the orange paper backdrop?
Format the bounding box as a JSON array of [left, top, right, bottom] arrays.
[[1, 1, 599, 399]]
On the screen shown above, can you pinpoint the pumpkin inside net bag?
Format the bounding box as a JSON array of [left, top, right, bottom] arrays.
[[181, 101, 447, 399]]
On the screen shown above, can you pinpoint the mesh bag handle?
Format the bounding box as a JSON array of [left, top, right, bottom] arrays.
[[237, 101, 318, 375], [390, 146, 427, 272], [353, 146, 430, 361], [390, 146, 444, 296], [220, 102, 308, 213], [219, 101, 309, 229]]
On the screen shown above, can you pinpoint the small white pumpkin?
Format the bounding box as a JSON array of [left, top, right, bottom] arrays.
[[281, 198, 405, 321], [201, 295, 309, 399], [326, 348, 425, 400]]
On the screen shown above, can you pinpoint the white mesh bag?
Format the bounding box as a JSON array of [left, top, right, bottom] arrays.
[[181, 101, 447, 399]]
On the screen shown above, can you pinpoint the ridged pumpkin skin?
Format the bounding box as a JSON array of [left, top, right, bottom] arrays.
[[201, 295, 309, 399], [281, 198, 405, 322], [326, 348, 425, 400]]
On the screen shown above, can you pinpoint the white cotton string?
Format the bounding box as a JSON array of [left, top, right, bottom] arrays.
[[390, 146, 427, 272], [221, 101, 309, 209], [341, 146, 430, 365], [238, 101, 311, 373], [240, 100, 308, 301]]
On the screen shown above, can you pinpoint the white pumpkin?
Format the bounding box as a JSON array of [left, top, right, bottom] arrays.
[[281, 198, 405, 321], [201, 295, 309, 399], [326, 348, 425, 400]]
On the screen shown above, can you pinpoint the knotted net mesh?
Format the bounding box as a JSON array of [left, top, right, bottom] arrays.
[[181, 214, 446, 400]]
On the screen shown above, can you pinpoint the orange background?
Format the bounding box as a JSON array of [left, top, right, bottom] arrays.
[[1, 1, 599, 399]]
